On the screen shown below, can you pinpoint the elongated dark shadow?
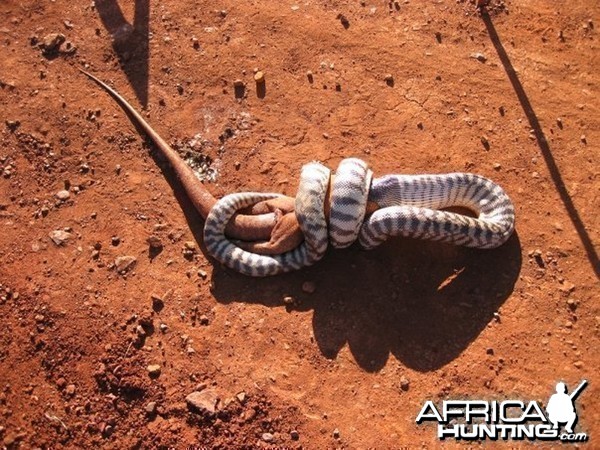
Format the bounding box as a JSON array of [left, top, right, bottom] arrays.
[[481, 8, 599, 278], [95, 0, 149, 108]]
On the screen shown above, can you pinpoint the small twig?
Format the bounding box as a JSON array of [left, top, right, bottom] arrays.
[[124, 339, 133, 357], [44, 412, 68, 431]]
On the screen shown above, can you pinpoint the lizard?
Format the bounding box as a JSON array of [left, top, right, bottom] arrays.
[[79, 68, 304, 255]]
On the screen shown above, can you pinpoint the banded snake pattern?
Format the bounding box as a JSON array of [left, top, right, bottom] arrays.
[[204, 158, 515, 276]]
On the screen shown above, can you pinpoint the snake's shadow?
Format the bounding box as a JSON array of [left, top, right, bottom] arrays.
[[209, 232, 522, 373]]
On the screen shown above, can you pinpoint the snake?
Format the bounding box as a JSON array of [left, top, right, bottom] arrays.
[[77, 70, 514, 276], [205, 158, 515, 276], [203, 162, 330, 276]]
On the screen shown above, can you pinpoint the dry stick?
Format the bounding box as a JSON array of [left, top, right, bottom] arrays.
[[79, 68, 280, 241]]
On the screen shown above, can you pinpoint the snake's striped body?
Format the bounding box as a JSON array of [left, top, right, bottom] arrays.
[[205, 158, 515, 276], [204, 163, 331, 276], [362, 173, 515, 249]]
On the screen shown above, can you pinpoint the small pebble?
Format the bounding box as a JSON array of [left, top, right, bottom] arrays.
[[136, 325, 146, 338], [145, 401, 157, 415], [333, 428, 340, 439], [290, 430, 300, 440], [146, 235, 163, 250], [186, 389, 218, 415], [471, 52, 487, 62], [580, 134, 587, 144], [159, 323, 168, 332], [306, 70, 314, 83], [302, 281, 316, 294], [573, 361, 583, 369], [40, 33, 66, 55], [147, 364, 161, 378], [5, 120, 20, 131], [236, 392, 246, 403], [480, 135, 490, 150], [283, 296, 295, 305], [65, 384, 76, 396], [184, 241, 197, 251], [384, 73, 394, 86], [151, 294, 164, 311], [56, 190, 70, 201], [337, 14, 350, 29], [199, 314, 209, 325], [400, 376, 410, 391], [115, 255, 136, 273], [111, 236, 121, 246], [262, 433, 274, 442], [49, 230, 71, 246]]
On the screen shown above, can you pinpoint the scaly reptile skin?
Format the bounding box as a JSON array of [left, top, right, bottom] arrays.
[[205, 159, 515, 276], [203, 163, 330, 276], [362, 173, 515, 249]]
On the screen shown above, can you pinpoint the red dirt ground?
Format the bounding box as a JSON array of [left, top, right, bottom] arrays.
[[0, 0, 598, 448]]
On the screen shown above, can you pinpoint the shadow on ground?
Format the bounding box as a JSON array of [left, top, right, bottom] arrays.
[[209, 232, 522, 373], [482, 7, 598, 278], [96, 0, 149, 108]]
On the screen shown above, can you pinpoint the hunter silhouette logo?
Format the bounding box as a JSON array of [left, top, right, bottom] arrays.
[[416, 380, 588, 442], [547, 380, 587, 434]]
